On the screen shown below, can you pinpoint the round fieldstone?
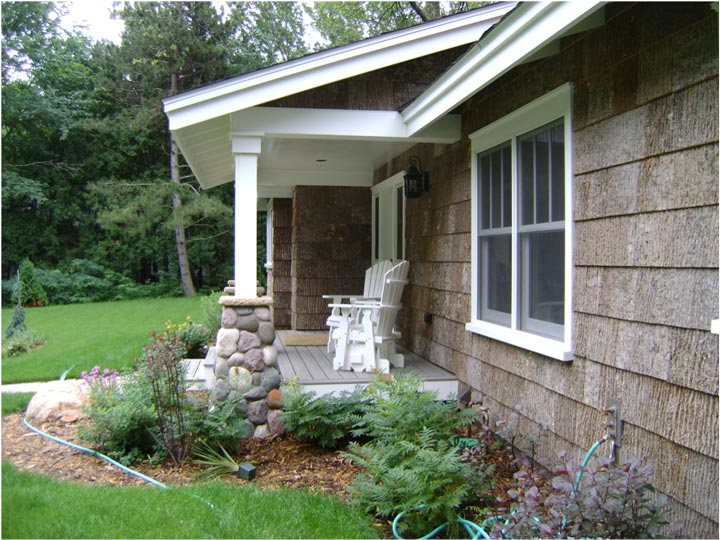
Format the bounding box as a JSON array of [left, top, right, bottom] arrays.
[[243, 386, 268, 401], [237, 331, 261, 353], [235, 307, 253, 316], [221, 307, 238, 329], [251, 372, 262, 386], [238, 419, 255, 440], [228, 352, 244, 367], [209, 379, 230, 402], [233, 399, 250, 416], [214, 356, 229, 379], [260, 367, 282, 391], [257, 322, 276, 345], [254, 306, 272, 322], [242, 348, 265, 372], [267, 410, 284, 435], [247, 400, 268, 424], [262, 345, 278, 367], [267, 388, 282, 409], [253, 424, 270, 439], [236, 314, 260, 332], [228, 366, 253, 390], [216, 328, 240, 357]]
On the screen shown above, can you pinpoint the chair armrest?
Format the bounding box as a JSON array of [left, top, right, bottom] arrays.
[[350, 296, 381, 304]]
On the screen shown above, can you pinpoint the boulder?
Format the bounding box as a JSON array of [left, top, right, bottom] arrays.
[[267, 410, 285, 435], [25, 380, 89, 424]]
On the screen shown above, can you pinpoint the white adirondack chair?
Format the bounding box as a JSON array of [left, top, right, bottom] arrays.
[[323, 260, 393, 353], [328, 260, 409, 374]]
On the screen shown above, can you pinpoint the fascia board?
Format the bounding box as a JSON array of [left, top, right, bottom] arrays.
[[231, 107, 461, 143], [163, 3, 515, 131], [403, 1, 605, 136]]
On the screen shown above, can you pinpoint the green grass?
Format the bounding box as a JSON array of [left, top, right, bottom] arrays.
[[1, 392, 34, 415], [1, 297, 206, 384], [2, 462, 379, 539]]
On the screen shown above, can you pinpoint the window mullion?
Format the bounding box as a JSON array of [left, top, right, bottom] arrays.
[[510, 135, 519, 331]]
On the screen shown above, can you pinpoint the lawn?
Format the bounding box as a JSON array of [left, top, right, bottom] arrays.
[[2, 463, 379, 539], [1, 394, 379, 539], [1, 297, 207, 384]]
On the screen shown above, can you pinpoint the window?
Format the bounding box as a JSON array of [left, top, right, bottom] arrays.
[[468, 84, 573, 361], [372, 172, 406, 262]]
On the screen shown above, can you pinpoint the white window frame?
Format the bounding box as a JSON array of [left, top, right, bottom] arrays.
[[467, 84, 574, 361], [371, 171, 406, 263]]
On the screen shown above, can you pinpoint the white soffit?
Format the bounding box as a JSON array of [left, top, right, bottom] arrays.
[[163, 2, 516, 131], [403, 1, 606, 136]]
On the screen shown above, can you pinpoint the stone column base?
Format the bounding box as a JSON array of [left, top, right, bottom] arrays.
[[209, 294, 283, 439]]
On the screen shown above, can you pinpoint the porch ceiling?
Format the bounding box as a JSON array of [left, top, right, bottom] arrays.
[[175, 106, 461, 195]]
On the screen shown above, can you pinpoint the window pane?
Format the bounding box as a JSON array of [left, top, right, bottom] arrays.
[[479, 143, 511, 231], [502, 146, 512, 227], [491, 152, 502, 228], [535, 132, 549, 224], [550, 124, 565, 222], [483, 235, 511, 316], [520, 139, 534, 225], [525, 231, 564, 325], [479, 154, 491, 230], [396, 186, 404, 260]]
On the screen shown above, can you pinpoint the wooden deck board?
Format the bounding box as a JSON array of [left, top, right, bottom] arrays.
[[276, 331, 458, 399]]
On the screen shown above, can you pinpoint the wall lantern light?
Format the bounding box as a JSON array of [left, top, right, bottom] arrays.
[[403, 156, 430, 199]]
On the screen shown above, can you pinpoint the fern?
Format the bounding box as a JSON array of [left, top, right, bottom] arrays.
[[280, 380, 371, 449]]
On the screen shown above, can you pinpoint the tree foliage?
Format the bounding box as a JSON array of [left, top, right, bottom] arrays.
[[1, 1, 482, 303]]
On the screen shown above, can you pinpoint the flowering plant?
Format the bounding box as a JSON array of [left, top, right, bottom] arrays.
[[164, 316, 210, 358], [81, 365, 120, 389]]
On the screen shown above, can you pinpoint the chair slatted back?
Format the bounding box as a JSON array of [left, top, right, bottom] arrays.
[[373, 261, 409, 339], [363, 260, 393, 298]]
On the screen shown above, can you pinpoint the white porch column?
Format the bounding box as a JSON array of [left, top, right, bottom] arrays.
[[231, 134, 263, 298]]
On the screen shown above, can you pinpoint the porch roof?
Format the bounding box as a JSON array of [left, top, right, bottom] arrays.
[[163, 1, 606, 195]]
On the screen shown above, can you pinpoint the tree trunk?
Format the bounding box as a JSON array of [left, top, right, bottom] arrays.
[[169, 71, 196, 297]]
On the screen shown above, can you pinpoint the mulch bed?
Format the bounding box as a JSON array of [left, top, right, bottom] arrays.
[[2, 412, 520, 536]]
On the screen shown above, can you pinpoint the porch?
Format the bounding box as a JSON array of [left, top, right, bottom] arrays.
[[275, 331, 459, 399]]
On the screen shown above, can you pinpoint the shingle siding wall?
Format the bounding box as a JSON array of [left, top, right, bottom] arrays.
[[290, 186, 371, 330], [378, 3, 718, 537], [270, 198, 293, 329]]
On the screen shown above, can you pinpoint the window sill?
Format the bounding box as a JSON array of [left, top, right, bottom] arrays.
[[466, 321, 573, 361]]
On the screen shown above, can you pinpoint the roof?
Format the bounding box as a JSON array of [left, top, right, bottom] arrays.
[[163, 1, 607, 193]]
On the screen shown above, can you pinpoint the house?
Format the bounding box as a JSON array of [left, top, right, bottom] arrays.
[[164, 2, 719, 537]]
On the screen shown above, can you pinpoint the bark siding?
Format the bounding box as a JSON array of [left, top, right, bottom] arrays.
[[379, 3, 718, 536], [291, 186, 371, 330]]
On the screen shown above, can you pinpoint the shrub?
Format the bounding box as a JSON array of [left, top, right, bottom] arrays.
[[2, 306, 44, 357], [197, 390, 255, 454], [139, 330, 198, 466], [78, 368, 158, 465], [17, 260, 48, 307], [281, 380, 371, 449], [347, 428, 474, 538], [164, 316, 211, 358], [343, 374, 481, 538], [199, 291, 223, 341], [495, 451, 678, 539]]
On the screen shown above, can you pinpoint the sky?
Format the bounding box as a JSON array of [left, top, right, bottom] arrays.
[[58, 0, 125, 44], [57, 1, 321, 46]]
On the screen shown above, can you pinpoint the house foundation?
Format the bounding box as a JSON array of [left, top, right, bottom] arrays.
[[207, 288, 283, 439]]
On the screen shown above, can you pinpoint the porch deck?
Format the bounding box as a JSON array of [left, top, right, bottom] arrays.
[[276, 331, 459, 399]]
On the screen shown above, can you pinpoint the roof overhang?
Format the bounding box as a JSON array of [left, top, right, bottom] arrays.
[[403, 1, 607, 135], [163, 2, 516, 131]]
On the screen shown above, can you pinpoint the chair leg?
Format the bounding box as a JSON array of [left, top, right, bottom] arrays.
[[333, 319, 349, 371]]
